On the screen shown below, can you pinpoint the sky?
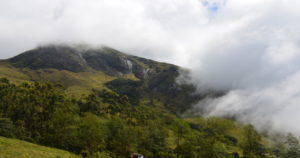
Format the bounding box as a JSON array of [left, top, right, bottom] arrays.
[[2, 0, 300, 135]]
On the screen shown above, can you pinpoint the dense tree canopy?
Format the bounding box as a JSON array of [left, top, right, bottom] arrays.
[[0, 78, 295, 158]]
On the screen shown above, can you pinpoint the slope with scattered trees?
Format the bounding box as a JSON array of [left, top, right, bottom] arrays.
[[0, 78, 298, 158]]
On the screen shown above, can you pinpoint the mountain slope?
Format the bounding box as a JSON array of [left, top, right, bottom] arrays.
[[0, 45, 211, 113], [0, 136, 79, 158], [0, 46, 287, 158], [7, 45, 174, 79]]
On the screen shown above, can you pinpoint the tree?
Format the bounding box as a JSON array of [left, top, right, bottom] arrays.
[[105, 117, 137, 157], [241, 125, 264, 158], [182, 118, 233, 158], [172, 119, 191, 158], [77, 113, 107, 155], [0, 118, 16, 138], [135, 120, 168, 158], [285, 133, 300, 158]]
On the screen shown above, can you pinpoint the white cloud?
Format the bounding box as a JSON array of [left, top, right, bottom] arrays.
[[202, 71, 300, 134], [0, 0, 209, 62]]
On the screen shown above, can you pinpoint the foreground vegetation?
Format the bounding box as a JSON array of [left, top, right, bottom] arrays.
[[0, 78, 299, 158], [0, 136, 78, 158]]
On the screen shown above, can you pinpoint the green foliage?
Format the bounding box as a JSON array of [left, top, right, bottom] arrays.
[[180, 118, 234, 158], [105, 79, 142, 105], [241, 125, 265, 158], [105, 117, 137, 157], [0, 118, 16, 138], [76, 113, 107, 155], [285, 133, 300, 158], [89, 151, 112, 158], [0, 78, 290, 158]]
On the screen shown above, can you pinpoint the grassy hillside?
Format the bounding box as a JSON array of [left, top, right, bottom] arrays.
[[0, 136, 79, 158]]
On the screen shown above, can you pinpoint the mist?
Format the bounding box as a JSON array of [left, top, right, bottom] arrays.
[[2, 0, 300, 135]]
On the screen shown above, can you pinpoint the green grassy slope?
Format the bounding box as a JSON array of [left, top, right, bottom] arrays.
[[0, 62, 117, 96], [0, 136, 79, 158]]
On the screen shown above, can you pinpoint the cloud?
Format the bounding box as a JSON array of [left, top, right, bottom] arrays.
[[201, 71, 300, 134], [0, 0, 209, 62], [2, 0, 300, 135], [185, 0, 300, 135]]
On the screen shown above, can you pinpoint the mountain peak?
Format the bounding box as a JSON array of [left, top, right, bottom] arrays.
[[6, 45, 177, 79], [8, 45, 88, 72], [0, 45, 208, 113]]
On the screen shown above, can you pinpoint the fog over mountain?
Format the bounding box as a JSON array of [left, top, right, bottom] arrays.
[[2, 0, 300, 135]]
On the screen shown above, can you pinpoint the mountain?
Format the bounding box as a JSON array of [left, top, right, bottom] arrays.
[[0, 45, 212, 113], [0, 45, 288, 158]]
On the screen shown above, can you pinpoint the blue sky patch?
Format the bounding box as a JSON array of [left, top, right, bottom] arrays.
[[202, 0, 226, 12]]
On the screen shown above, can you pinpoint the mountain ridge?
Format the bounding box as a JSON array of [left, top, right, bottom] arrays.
[[0, 45, 208, 113], [6, 45, 179, 79]]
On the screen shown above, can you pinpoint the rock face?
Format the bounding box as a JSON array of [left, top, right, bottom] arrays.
[[4, 45, 212, 113], [8, 45, 175, 79], [9, 46, 87, 72]]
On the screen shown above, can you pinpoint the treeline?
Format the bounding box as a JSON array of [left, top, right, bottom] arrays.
[[0, 78, 299, 158]]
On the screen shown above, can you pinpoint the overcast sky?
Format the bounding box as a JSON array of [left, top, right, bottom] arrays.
[[2, 0, 300, 135], [0, 0, 222, 62]]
